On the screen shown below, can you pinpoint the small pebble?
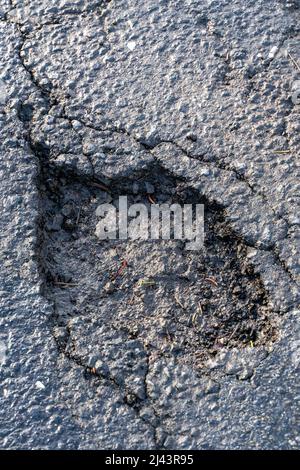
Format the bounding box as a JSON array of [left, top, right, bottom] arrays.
[[268, 46, 278, 59], [206, 380, 220, 394], [127, 41, 137, 51], [35, 381, 46, 390], [238, 368, 254, 380]]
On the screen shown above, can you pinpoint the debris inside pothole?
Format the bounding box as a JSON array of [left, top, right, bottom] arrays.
[[39, 162, 277, 374]]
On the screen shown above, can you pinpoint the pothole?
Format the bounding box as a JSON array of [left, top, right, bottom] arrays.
[[38, 157, 277, 379]]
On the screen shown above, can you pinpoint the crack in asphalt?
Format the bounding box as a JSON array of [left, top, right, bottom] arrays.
[[15, 118, 163, 448], [51, 322, 162, 448], [1, 5, 162, 447], [10, 4, 298, 298], [6, 0, 113, 29], [3, 0, 299, 449], [9, 0, 298, 244]]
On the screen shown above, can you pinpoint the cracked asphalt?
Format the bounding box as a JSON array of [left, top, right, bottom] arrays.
[[0, 0, 299, 450]]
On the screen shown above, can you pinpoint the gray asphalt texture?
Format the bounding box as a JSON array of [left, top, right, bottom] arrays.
[[0, 0, 299, 449]]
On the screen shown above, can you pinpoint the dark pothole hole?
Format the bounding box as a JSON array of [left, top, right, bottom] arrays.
[[37, 158, 277, 382]]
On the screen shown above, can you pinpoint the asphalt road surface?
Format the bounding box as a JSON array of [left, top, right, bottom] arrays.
[[0, 0, 299, 449]]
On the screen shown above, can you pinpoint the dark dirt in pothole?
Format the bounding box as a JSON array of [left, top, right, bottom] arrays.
[[38, 162, 277, 370]]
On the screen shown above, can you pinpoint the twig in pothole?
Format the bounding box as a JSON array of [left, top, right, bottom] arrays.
[[174, 293, 186, 309], [164, 328, 173, 344], [191, 303, 203, 325], [89, 181, 110, 192], [226, 323, 240, 342], [127, 293, 136, 305], [54, 281, 79, 288], [205, 277, 218, 287], [139, 279, 156, 287], [147, 194, 156, 204], [76, 206, 81, 225], [287, 52, 300, 72], [112, 259, 128, 280], [273, 150, 291, 154]]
